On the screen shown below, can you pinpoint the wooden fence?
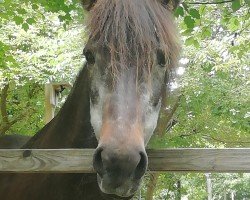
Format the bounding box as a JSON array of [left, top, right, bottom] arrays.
[[0, 148, 249, 173]]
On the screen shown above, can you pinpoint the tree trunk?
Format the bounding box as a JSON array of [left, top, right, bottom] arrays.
[[146, 173, 160, 200], [205, 173, 212, 200], [231, 191, 235, 200], [145, 96, 181, 200], [224, 190, 227, 200], [155, 95, 180, 137], [177, 180, 181, 200], [0, 83, 9, 135]]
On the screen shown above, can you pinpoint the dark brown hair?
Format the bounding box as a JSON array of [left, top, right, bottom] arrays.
[[87, 0, 180, 76]]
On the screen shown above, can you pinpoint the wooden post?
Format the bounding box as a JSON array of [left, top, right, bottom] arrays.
[[45, 84, 56, 124], [44, 83, 72, 124]]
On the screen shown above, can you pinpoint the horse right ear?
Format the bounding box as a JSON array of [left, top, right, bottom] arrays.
[[81, 0, 97, 11]]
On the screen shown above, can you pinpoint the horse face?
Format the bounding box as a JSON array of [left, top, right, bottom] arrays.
[[84, 44, 166, 197], [82, 0, 180, 198]]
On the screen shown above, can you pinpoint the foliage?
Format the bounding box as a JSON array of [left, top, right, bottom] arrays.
[[212, 173, 250, 199], [149, 0, 250, 149], [148, 1, 250, 199], [148, 173, 250, 200], [0, 0, 85, 135]]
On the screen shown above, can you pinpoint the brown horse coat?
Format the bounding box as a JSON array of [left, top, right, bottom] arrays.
[[0, 67, 130, 200]]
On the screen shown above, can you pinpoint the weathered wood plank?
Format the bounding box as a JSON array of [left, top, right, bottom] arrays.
[[147, 148, 250, 172], [0, 149, 94, 173], [0, 148, 249, 173]]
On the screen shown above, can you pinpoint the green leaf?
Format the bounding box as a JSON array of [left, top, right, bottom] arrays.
[[58, 15, 64, 22], [184, 16, 195, 29], [199, 5, 206, 15], [245, 0, 250, 6], [13, 16, 23, 25], [17, 8, 27, 15], [228, 17, 240, 31], [22, 23, 29, 31], [0, 12, 9, 20], [0, 42, 9, 51], [232, 0, 241, 12], [61, 4, 70, 13], [189, 9, 200, 19], [201, 27, 212, 38], [6, 10, 15, 16], [185, 37, 194, 46], [193, 40, 200, 48], [174, 6, 184, 17], [181, 28, 193, 36], [32, 4, 39, 10], [63, 23, 67, 30], [6, 55, 16, 63], [64, 13, 72, 21], [26, 18, 36, 25], [184, 38, 199, 48], [2, 0, 11, 5]]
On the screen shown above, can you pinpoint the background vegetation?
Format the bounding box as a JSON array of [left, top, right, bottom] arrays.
[[0, 0, 249, 199]]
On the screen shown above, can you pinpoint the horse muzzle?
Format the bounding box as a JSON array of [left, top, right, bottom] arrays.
[[93, 145, 148, 197]]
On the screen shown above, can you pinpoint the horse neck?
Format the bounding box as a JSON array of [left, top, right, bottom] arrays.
[[24, 66, 98, 149]]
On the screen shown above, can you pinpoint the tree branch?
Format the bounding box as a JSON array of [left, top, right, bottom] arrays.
[[146, 95, 181, 200], [155, 95, 181, 137], [0, 83, 9, 126], [179, 131, 199, 138], [0, 82, 42, 135], [0, 107, 35, 135], [186, 0, 234, 5]]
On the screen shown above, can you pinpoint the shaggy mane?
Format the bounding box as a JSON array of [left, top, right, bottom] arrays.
[[87, 0, 180, 75]]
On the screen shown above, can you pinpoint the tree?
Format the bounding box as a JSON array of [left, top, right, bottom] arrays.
[[0, 0, 84, 135], [147, 0, 250, 199]]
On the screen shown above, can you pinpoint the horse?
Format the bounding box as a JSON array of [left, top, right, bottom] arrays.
[[0, 0, 180, 199], [0, 134, 30, 149]]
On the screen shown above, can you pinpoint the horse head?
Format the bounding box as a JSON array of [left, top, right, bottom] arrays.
[[81, 0, 181, 198]]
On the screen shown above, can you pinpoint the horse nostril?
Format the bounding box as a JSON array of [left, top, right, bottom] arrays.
[[134, 151, 148, 179], [93, 147, 104, 177]]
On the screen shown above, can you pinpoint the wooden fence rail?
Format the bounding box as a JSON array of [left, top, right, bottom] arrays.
[[0, 148, 249, 173]]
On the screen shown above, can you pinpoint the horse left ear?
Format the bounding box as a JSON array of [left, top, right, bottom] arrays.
[[81, 0, 97, 11], [160, 0, 181, 11]]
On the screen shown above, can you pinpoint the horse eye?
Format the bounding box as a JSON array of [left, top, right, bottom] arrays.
[[157, 50, 166, 67], [90, 89, 99, 104], [84, 50, 95, 65]]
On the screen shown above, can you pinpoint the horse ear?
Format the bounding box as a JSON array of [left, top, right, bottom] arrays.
[[160, 0, 181, 11], [81, 0, 97, 11]]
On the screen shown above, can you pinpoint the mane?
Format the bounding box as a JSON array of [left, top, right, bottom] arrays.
[[87, 0, 180, 76]]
